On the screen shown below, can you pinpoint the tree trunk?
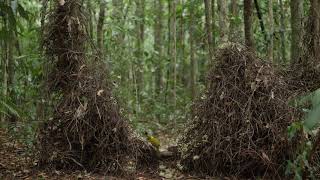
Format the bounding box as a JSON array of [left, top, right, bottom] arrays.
[[172, 0, 177, 109], [279, 0, 286, 63], [1, 0, 12, 123], [290, 0, 303, 64], [111, 0, 126, 88], [178, 0, 188, 87], [244, 0, 255, 49], [204, 0, 214, 63], [267, 0, 274, 62], [254, 0, 267, 42], [36, 0, 49, 123], [87, 0, 94, 39], [134, 0, 145, 112], [165, 0, 177, 106], [190, 1, 197, 100], [211, 0, 216, 48], [112, 0, 125, 45], [217, 0, 228, 43], [154, 0, 164, 96], [97, 0, 106, 59], [307, 0, 320, 61], [1, 39, 8, 123], [229, 0, 239, 41]]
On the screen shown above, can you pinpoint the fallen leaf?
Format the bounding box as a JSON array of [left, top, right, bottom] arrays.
[[97, 89, 104, 96]]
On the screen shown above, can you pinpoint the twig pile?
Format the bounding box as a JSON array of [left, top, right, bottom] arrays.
[[178, 43, 298, 177], [35, 0, 153, 173], [286, 63, 320, 95]]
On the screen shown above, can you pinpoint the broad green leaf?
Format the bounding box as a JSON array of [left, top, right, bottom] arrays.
[[311, 89, 320, 107], [303, 103, 320, 130]]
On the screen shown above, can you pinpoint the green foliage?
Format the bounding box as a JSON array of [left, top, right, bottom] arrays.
[[286, 141, 313, 180], [287, 89, 320, 179], [0, 0, 41, 148], [0, 96, 20, 118], [0, 1, 29, 38], [17, 4, 29, 20], [287, 122, 302, 141], [292, 89, 320, 130]]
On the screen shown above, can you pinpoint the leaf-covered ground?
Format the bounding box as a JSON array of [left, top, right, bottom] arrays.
[[0, 128, 218, 180]]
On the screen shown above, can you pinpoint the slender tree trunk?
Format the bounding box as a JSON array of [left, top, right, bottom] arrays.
[[1, 0, 9, 123], [307, 0, 320, 61], [204, 0, 214, 63], [267, 0, 274, 62], [112, 0, 125, 44], [97, 0, 106, 58], [1, 40, 8, 124], [244, 0, 255, 49], [172, 0, 177, 109], [87, 0, 94, 39], [134, 0, 145, 112], [211, 0, 216, 48], [7, 37, 14, 99], [190, 2, 197, 100], [290, 0, 303, 64], [111, 0, 127, 90], [229, 0, 239, 41], [254, 0, 267, 42], [217, 0, 228, 43], [1, 40, 8, 95], [154, 0, 164, 96], [36, 0, 49, 122], [178, 0, 187, 87], [165, 0, 176, 106], [279, 0, 286, 63], [7, 0, 16, 101], [154, 0, 164, 121], [8, 1, 17, 112]]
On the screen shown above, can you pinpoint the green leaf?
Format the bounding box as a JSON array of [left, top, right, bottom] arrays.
[[16, 20, 25, 33], [311, 89, 320, 107], [287, 122, 302, 140], [303, 103, 320, 130], [0, 100, 20, 118]]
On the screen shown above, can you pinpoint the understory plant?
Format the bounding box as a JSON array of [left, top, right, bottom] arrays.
[[287, 89, 320, 179]]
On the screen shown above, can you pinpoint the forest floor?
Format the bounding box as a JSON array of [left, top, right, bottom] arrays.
[[0, 128, 218, 180]]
